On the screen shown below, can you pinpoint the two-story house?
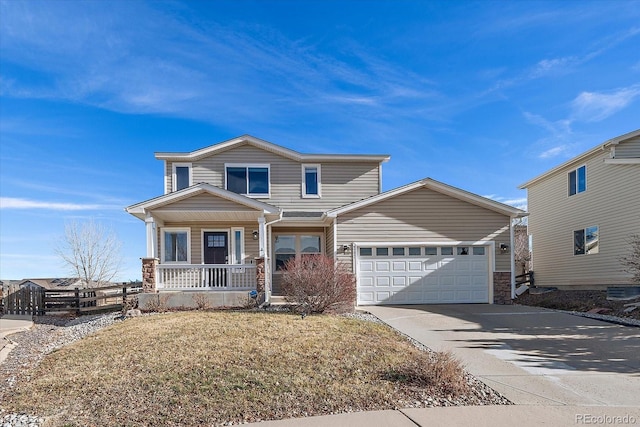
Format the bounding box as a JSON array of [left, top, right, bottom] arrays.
[[126, 135, 525, 307], [519, 129, 640, 290]]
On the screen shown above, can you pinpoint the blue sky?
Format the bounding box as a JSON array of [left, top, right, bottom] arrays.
[[1, 0, 639, 281]]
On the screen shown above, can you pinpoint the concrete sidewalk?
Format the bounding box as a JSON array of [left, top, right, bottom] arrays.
[[0, 314, 34, 364], [245, 405, 640, 427]]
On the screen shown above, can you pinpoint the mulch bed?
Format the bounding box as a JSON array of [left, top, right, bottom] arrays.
[[516, 289, 640, 321]]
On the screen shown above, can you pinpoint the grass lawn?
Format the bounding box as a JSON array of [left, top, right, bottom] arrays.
[[4, 311, 482, 426]]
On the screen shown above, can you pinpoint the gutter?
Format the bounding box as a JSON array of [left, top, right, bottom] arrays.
[[261, 211, 284, 305]]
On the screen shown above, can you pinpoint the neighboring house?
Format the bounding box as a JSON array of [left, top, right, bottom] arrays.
[[126, 135, 526, 306], [18, 278, 85, 290], [519, 129, 640, 290]]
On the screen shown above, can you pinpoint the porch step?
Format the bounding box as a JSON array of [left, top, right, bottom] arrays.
[[269, 296, 287, 305]]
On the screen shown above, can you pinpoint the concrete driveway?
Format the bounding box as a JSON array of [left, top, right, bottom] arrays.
[[366, 304, 640, 407]]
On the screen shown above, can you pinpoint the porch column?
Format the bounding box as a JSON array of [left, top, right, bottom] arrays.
[[258, 216, 266, 257], [145, 213, 157, 258], [141, 257, 159, 293]]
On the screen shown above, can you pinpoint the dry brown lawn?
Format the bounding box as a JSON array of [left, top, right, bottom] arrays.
[[4, 311, 489, 426]]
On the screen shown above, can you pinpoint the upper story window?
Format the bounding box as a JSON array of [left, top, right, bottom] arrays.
[[568, 165, 586, 196], [172, 163, 192, 192], [302, 164, 321, 198], [225, 164, 270, 197]]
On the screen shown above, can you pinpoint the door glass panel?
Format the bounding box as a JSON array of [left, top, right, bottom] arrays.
[[275, 235, 296, 270], [441, 247, 453, 256], [425, 247, 437, 255], [301, 235, 321, 253], [408, 247, 421, 256], [457, 247, 469, 255], [213, 235, 226, 247], [472, 247, 485, 255], [234, 230, 242, 263], [376, 247, 389, 256], [392, 247, 405, 256], [359, 247, 373, 256]]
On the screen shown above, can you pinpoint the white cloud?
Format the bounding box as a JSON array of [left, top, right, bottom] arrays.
[[0, 197, 114, 211], [571, 85, 640, 122], [482, 195, 527, 211], [539, 145, 569, 159]]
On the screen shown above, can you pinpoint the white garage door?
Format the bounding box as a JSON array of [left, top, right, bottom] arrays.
[[356, 244, 490, 305]]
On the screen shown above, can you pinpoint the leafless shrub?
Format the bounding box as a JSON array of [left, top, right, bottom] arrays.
[[621, 234, 640, 284], [237, 292, 263, 309], [121, 295, 139, 314], [382, 350, 469, 396], [281, 255, 356, 314], [191, 293, 212, 311], [144, 294, 170, 313]]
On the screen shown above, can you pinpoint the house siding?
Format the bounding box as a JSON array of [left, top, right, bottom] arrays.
[[334, 186, 512, 272], [166, 143, 380, 210], [615, 136, 640, 158], [157, 193, 256, 211], [527, 149, 639, 289]]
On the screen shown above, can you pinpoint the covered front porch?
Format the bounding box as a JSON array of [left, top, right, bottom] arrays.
[[127, 184, 280, 305]]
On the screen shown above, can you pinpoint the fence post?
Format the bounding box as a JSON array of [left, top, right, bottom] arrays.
[[122, 285, 127, 306], [74, 287, 80, 315]]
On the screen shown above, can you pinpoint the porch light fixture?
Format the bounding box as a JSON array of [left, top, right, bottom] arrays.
[[342, 244, 350, 254], [500, 243, 509, 253], [252, 230, 259, 240]]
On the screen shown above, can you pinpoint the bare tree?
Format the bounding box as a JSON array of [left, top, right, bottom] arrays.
[[621, 234, 640, 284], [55, 220, 123, 288], [513, 220, 531, 275]]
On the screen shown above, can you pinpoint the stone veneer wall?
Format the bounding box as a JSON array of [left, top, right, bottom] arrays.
[[141, 258, 158, 293], [493, 272, 512, 304]]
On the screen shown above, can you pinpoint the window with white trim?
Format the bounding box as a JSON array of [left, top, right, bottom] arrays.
[[162, 228, 190, 263], [172, 163, 192, 192], [225, 164, 270, 197], [274, 234, 323, 271], [574, 226, 599, 255], [230, 227, 244, 264], [568, 165, 586, 196], [302, 164, 321, 198]]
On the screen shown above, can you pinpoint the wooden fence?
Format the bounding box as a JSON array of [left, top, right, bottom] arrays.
[[2, 283, 143, 316]]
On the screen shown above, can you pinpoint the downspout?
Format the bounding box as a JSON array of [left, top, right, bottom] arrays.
[[262, 211, 283, 305], [510, 217, 516, 300]]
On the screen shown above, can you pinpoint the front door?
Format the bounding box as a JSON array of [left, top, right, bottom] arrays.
[[204, 231, 228, 286]]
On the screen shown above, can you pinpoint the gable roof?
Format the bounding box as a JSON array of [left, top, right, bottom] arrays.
[[126, 182, 280, 219], [327, 178, 527, 218], [154, 134, 391, 163], [519, 128, 640, 189]]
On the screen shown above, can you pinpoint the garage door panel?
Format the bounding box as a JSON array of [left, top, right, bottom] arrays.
[[392, 261, 407, 271], [375, 261, 390, 272], [408, 261, 423, 271], [357, 244, 491, 305]]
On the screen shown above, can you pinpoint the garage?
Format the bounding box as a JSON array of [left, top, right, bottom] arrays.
[[356, 243, 491, 305]]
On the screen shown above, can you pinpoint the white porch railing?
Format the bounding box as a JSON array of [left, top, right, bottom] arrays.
[[157, 264, 257, 290]]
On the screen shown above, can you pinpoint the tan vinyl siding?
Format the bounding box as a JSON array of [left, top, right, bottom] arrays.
[[527, 150, 639, 289], [167, 143, 380, 210], [326, 221, 335, 259], [159, 222, 260, 265], [615, 136, 640, 158], [335, 186, 512, 272], [159, 193, 255, 211]]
